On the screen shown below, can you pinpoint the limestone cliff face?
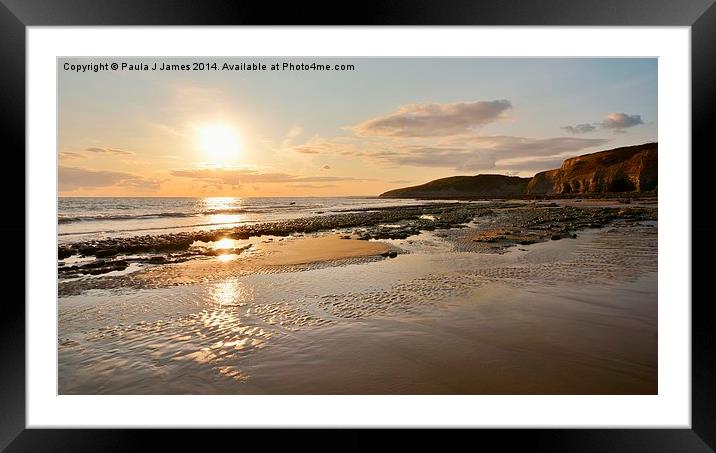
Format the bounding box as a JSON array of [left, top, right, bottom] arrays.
[[379, 143, 658, 199], [527, 143, 657, 195]]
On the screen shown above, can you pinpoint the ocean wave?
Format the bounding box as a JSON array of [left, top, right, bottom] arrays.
[[58, 211, 196, 224], [204, 205, 316, 215], [58, 205, 322, 224], [58, 219, 253, 236]]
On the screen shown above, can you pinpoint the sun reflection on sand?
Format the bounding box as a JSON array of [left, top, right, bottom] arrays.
[[213, 238, 236, 250], [210, 280, 254, 307], [217, 254, 238, 262]]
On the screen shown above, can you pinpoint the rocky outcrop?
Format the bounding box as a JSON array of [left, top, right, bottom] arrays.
[[527, 143, 657, 195], [380, 143, 658, 199], [380, 174, 531, 199]]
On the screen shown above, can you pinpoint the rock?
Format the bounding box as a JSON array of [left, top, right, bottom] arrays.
[[528, 143, 657, 195], [551, 234, 563, 241], [58, 247, 74, 259], [82, 259, 129, 275], [382, 143, 657, 199], [95, 248, 118, 258], [571, 233, 577, 239]]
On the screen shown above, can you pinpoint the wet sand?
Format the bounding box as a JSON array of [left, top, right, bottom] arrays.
[[58, 215, 657, 395], [248, 234, 390, 266]]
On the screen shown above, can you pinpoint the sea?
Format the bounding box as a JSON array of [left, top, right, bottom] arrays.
[[58, 197, 450, 244]]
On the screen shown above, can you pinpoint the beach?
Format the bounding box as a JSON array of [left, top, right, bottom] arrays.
[[57, 198, 657, 394]]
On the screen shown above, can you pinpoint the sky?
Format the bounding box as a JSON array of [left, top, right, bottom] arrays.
[[58, 58, 657, 197]]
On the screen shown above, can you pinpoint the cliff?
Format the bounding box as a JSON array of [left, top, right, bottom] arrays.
[[379, 174, 531, 199], [526, 143, 657, 195], [379, 143, 658, 198]]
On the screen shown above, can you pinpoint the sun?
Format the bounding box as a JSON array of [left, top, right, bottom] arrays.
[[196, 123, 241, 163]]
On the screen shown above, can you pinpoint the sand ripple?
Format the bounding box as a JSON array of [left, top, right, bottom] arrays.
[[59, 220, 657, 394]]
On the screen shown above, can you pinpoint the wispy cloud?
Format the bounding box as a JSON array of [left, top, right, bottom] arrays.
[[561, 124, 597, 134], [58, 151, 87, 160], [494, 155, 574, 172], [59, 147, 136, 161], [563, 112, 644, 135], [118, 178, 162, 191], [602, 112, 643, 129], [290, 135, 361, 155], [169, 168, 361, 187], [388, 179, 417, 184], [85, 147, 135, 156], [351, 100, 512, 137], [290, 184, 338, 189], [281, 125, 304, 149], [288, 133, 608, 173], [282, 99, 615, 175], [59, 166, 160, 192]]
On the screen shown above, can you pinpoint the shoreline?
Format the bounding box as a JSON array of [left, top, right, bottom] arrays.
[[58, 199, 657, 281], [58, 219, 658, 394]]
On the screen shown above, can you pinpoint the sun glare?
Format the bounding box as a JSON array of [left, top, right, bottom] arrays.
[[213, 238, 236, 250], [197, 123, 241, 163]]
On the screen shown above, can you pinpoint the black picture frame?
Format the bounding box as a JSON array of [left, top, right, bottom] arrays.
[[2, 0, 713, 450]]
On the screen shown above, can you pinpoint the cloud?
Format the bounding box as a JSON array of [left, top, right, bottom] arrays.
[[371, 146, 497, 171], [59, 166, 160, 192], [295, 148, 321, 154], [283, 99, 622, 176], [119, 178, 162, 191], [158, 154, 186, 161], [602, 113, 643, 129], [290, 184, 338, 189], [281, 125, 304, 149], [388, 179, 417, 184], [561, 123, 597, 134], [286, 133, 607, 173], [374, 140, 600, 173], [351, 100, 512, 137], [85, 147, 135, 156], [290, 135, 361, 155], [495, 155, 573, 173], [58, 151, 87, 160], [169, 168, 361, 186], [562, 113, 644, 135]]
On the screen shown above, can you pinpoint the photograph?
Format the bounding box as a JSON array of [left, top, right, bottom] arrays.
[[57, 57, 658, 395]]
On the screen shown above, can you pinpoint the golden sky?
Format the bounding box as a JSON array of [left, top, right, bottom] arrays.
[[58, 58, 657, 197]]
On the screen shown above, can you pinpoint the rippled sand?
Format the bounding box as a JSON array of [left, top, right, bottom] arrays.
[[58, 221, 657, 394]]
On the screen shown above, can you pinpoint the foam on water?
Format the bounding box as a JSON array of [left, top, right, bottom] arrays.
[[58, 197, 458, 243]]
